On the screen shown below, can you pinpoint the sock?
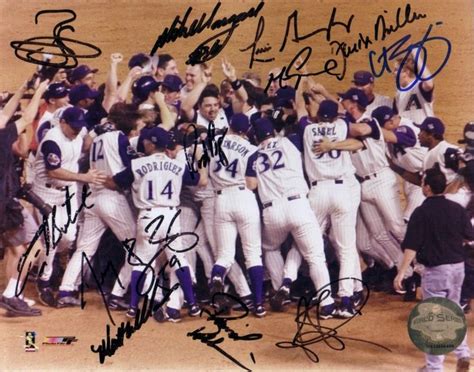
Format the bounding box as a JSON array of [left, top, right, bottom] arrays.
[[211, 265, 226, 280], [175, 266, 196, 306], [248, 266, 264, 306], [3, 278, 19, 298], [282, 277, 292, 288], [130, 271, 145, 309]]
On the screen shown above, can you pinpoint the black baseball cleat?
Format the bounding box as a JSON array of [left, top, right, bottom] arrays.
[[188, 303, 201, 317], [126, 307, 137, 319], [270, 285, 291, 312], [0, 295, 42, 317], [254, 304, 266, 318], [232, 295, 255, 312], [37, 280, 57, 307], [351, 290, 365, 308], [318, 303, 337, 320]]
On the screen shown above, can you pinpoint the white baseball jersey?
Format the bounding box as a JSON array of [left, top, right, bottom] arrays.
[[89, 130, 134, 192], [196, 108, 229, 130], [365, 93, 393, 117], [300, 116, 355, 181], [387, 117, 427, 173], [33, 125, 85, 189], [395, 81, 434, 124], [349, 114, 388, 177], [252, 136, 308, 204], [423, 140, 459, 184], [115, 152, 199, 209], [209, 134, 257, 189]]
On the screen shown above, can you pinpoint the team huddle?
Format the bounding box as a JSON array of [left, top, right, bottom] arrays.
[[0, 48, 473, 327]]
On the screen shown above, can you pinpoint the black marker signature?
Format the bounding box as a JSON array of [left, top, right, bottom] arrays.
[[368, 22, 451, 91], [183, 121, 229, 176], [276, 277, 391, 363], [10, 9, 101, 68], [91, 209, 199, 363], [188, 292, 262, 371], [240, 16, 275, 69], [15, 185, 93, 296], [263, 46, 342, 94], [149, 2, 264, 65]]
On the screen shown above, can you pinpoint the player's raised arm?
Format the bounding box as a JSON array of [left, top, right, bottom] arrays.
[[102, 52, 123, 112], [412, 48, 434, 92], [14, 80, 49, 134], [153, 91, 174, 131]]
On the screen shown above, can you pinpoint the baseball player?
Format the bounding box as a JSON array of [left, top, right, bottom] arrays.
[[208, 113, 265, 317], [110, 126, 207, 319], [372, 105, 427, 221], [351, 71, 392, 116], [56, 103, 140, 308], [249, 117, 336, 319], [298, 100, 362, 317], [330, 88, 412, 287], [32, 107, 106, 306], [393, 50, 434, 124]]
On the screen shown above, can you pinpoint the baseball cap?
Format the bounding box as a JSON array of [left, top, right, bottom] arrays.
[[418, 117, 445, 136], [69, 84, 100, 105], [276, 86, 296, 108], [372, 106, 395, 126], [61, 107, 87, 129], [161, 74, 183, 92], [132, 76, 160, 101], [230, 113, 250, 134], [128, 53, 150, 69], [44, 83, 70, 101], [142, 126, 171, 148], [337, 88, 368, 108], [254, 118, 275, 142], [69, 64, 98, 83], [317, 100, 339, 121], [168, 128, 185, 149], [458, 122, 474, 144], [352, 70, 374, 86]]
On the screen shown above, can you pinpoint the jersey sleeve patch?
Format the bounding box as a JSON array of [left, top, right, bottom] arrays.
[[41, 140, 62, 170]]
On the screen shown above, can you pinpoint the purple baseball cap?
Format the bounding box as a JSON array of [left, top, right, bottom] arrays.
[[142, 126, 171, 148], [61, 107, 87, 129], [161, 74, 183, 92], [352, 70, 374, 86], [338, 88, 368, 108], [419, 117, 445, 136], [276, 86, 296, 108], [69, 64, 98, 83], [372, 106, 395, 126], [69, 84, 100, 105], [317, 100, 339, 121], [230, 113, 250, 134], [132, 76, 160, 101], [254, 118, 275, 142], [43, 83, 70, 101]]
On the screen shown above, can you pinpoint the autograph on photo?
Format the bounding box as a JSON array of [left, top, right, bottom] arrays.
[[10, 9, 102, 68], [187, 292, 262, 371], [276, 278, 391, 363]]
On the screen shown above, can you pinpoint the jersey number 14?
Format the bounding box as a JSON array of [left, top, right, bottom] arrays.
[[147, 180, 173, 200]]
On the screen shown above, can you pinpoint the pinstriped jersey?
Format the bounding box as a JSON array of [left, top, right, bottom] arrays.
[[129, 153, 190, 209], [387, 117, 427, 173], [209, 134, 257, 189], [423, 140, 459, 184], [253, 136, 308, 204], [365, 93, 393, 117], [395, 81, 434, 124], [349, 113, 388, 177], [33, 125, 84, 189], [302, 117, 355, 181], [89, 130, 134, 193]]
